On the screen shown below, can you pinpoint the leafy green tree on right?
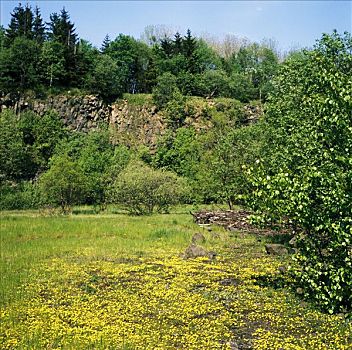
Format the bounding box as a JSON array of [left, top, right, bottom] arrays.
[[245, 31, 352, 315]]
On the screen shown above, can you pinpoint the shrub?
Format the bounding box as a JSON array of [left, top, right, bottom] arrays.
[[110, 160, 186, 215], [152, 72, 180, 109], [0, 181, 40, 210], [39, 153, 88, 213]]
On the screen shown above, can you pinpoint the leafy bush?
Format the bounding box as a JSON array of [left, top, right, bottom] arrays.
[[198, 124, 263, 209], [245, 32, 352, 315], [152, 72, 180, 109], [0, 181, 40, 210], [85, 54, 124, 100], [0, 111, 26, 182], [39, 153, 88, 213], [110, 160, 187, 215], [164, 91, 187, 128], [153, 128, 201, 180]]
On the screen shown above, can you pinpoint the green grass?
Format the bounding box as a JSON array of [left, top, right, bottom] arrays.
[[120, 93, 153, 106], [1, 208, 351, 349], [0, 209, 196, 304]]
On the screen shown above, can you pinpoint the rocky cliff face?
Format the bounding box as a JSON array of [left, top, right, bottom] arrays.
[[0, 93, 263, 148], [1, 94, 110, 132], [110, 100, 165, 149]]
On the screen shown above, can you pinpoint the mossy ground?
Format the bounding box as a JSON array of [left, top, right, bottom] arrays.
[[1, 207, 351, 349]]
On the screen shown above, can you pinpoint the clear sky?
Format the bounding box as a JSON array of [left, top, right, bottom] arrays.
[[1, 1, 351, 52]]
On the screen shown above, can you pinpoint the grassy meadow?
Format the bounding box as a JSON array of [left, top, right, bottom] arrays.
[[1, 207, 351, 349]]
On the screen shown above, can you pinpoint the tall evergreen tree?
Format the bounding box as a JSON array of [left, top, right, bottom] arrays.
[[47, 8, 79, 86], [183, 29, 196, 58], [5, 3, 34, 46], [32, 6, 46, 44], [160, 36, 173, 58], [47, 8, 78, 49], [173, 32, 182, 54], [183, 29, 198, 73], [0, 26, 5, 51], [100, 34, 111, 53]]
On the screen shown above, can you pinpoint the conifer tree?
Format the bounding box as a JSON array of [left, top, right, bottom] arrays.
[[48, 8, 78, 49], [183, 29, 196, 58], [47, 8, 79, 86], [173, 32, 182, 54], [183, 29, 198, 73], [100, 34, 111, 53], [160, 36, 173, 58], [32, 6, 46, 44], [5, 3, 34, 46]]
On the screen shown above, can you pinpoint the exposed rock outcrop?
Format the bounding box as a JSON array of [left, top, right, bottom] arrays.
[[110, 100, 165, 149], [0, 94, 263, 149]]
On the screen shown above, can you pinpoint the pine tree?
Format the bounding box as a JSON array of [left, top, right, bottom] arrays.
[[32, 6, 46, 44], [160, 36, 173, 58], [47, 8, 79, 86], [0, 25, 5, 50], [100, 34, 111, 53], [173, 32, 182, 54], [183, 29, 196, 58], [5, 3, 34, 46], [48, 8, 78, 49], [23, 4, 34, 38], [183, 29, 199, 73]]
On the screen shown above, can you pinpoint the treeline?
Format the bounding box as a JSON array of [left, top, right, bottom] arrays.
[[0, 3, 278, 101]]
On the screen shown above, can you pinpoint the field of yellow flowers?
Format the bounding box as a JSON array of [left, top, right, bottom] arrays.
[[1, 208, 351, 349]]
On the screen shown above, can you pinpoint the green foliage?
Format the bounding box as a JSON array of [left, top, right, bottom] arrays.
[[77, 131, 131, 209], [227, 43, 279, 101], [39, 153, 88, 213], [110, 160, 186, 215], [199, 125, 263, 208], [85, 54, 124, 100], [164, 91, 187, 128], [0, 181, 39, 210], [0, 36, 40, 91], [106, 34, 153, 94], [0, 110, 32, 182], [228, 72, 257, 102], [5, 3, 35, 46], [19, 110, 67, 172], [152, 72, 180, 109], [245, 31, 352, 315], [212, 98, 246, 127], [122, 93, 153, 106], [199, 70, 230, 98], [153, 128, 201, 180], [39, 41, 65, 87]]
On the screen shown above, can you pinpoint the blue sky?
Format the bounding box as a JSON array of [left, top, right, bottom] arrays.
[[1, 1, 351, 52]]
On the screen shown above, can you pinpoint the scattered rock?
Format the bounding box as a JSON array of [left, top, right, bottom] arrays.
[[219, 278, 240, 287], [265, 244, 289, 255], [208, 251, 217, 259], [278, 266, 287, 274], [191, 232, 206, 244], [211, 232, 220, 239], [226, 340, 239, 350], [181, 244, 215, 260]]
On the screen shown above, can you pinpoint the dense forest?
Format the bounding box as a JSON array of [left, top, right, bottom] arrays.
[[0, 4, 278, 101], [0, 4, 351, 317]]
